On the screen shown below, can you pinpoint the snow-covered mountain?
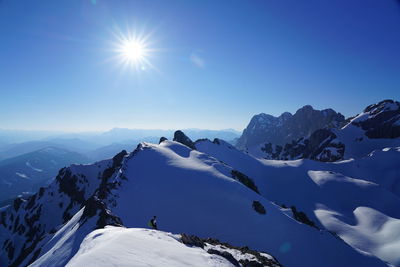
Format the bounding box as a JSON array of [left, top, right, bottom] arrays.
[[236, 105, 345, 150], [196, 137, 400, 266], [1, 130, 397, 266], [256, 100, 400, 161], [0, 147, 90, 203]]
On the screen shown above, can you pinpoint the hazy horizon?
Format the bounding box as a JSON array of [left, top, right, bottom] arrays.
[[0, 127, 242, 134]]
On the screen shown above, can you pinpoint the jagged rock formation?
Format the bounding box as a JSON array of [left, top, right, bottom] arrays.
[[261, 129, 345, 161], [180, 234, 282, 267], [352, 99, 400, 138], [258, 100, 400, 161], [173, 130, 196, 149], [159, 136, 168, 144], [236, 105, 345, 150]]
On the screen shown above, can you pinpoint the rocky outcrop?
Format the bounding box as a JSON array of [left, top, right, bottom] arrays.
[[159, 137, 168, 144], [261, 129, 345, 162], [173, 130, 196, 149], [232, 170, 260, 194], [236, 105, 345, 150], [180, 234, 282, 267], [252, 201, 266, 215], [80, 196, 123, 229], [260, 100, 400, 162], [351, 99, 400, 138]]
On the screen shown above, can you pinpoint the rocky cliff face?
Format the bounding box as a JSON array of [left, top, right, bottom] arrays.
[[351, 99, 400, 138], [236, 105, 345, 150], [260, 100, 400, 162]]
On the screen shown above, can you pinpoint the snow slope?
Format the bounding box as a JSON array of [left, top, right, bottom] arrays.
[[104, 141, 384, 267], [196, 138, 400, 266], [66, 227, 238, 267]]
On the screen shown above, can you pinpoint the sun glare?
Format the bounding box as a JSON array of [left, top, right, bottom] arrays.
[[112, 28, 155, 72], [121, 40, 145, 62]]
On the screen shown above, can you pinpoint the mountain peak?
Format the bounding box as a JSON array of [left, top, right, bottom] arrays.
[[173, 130, 196, 149], [298, 105, 314, 112], [236, 105, 344, 149]]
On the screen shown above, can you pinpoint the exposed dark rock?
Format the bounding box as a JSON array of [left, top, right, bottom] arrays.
[[239, 259, 264, 267], [291, 206, 318, 229], [13, 198, 23, 212], [352, 99, 400, 139], [5, 240, 14, 260], [98, 150, 127, 200], [173, 130, 196, 149], [9, 234, 44, 267], [180, 233, 205, 248], [159, 136, 168, 143], [262, 128, 345, 162], [38, 187, 45, 198], [207, 249, 240, 266], [213, 138, 220, 145], [56, 169, 85, 204], [194, 138, 210, 144], [252, 201, 266, 215], [25, 195, 37, 210], [112, 150, 127, 168], [237, 105, 345, 150], [80, 196, 123, 229], [180, 234, 282, 267], [0, 211, 6, 227], [232, 170, 259, 194]]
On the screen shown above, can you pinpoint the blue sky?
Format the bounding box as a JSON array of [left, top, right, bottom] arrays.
[[1, 0, 399, 131]]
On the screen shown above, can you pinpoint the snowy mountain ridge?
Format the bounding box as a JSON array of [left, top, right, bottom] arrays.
[[255, 99, 400, 161]]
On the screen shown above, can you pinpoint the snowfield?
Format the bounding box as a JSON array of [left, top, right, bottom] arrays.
[[67, 227, 239, 267], [196, 138, 400, 266]]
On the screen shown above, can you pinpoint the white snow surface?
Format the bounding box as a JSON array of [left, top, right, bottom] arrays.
[[196, 139, 400, 266], [66, 227, 235, 267]]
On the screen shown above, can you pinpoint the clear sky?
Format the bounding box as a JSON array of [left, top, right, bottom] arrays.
[[1, 0, 399, 132]]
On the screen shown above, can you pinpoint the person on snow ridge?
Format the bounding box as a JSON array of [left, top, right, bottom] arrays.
[[148, 216, 157, 230]]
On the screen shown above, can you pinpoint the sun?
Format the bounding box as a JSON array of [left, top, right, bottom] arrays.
[[121, 40, 146, 62], [111, 28, 155, 72]]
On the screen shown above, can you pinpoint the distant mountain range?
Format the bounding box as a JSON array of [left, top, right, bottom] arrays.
[[0, 147, 90, 203], [0, 128, 241, 152]]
